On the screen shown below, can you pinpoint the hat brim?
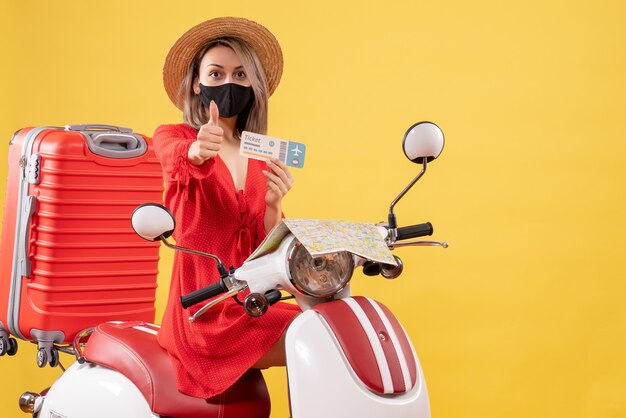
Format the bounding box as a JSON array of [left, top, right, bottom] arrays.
[[163, 17, 283, 110]]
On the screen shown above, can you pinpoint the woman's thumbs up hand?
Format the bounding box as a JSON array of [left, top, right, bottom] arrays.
[[188, 101, 224, 166]]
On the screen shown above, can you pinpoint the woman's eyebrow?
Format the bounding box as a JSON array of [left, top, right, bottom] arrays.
[[203, 63, 245, 70]]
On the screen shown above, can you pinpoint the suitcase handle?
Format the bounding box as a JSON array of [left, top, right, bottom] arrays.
[[18, 196, 36, 277], [64, 124, 133, 134], [85, 132, 148, 158], [65, 124, 148, 158], [92, 133, 140, 150]]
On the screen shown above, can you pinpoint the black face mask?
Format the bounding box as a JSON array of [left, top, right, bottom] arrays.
[[198, 83, 253, 118]]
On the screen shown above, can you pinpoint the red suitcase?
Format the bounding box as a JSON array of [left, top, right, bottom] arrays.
[[0, 124, 164, 366]]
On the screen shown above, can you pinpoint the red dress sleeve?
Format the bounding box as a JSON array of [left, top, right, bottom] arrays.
[[152, 124, 216, 185]]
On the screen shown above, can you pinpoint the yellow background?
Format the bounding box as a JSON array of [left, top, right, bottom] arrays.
[[1, 0, 625, 417]]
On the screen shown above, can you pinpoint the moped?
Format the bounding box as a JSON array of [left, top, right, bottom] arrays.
[[19, 121, 447, 418]]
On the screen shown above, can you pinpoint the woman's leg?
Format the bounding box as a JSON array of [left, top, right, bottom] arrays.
[[252, 331, 287, 369]]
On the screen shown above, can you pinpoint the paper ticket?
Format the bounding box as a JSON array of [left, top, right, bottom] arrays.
[[240, 131, 306, 168]]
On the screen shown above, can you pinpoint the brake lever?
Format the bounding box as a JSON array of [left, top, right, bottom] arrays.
[[388, 240, 449, 249], [188, 285, 247, 323]]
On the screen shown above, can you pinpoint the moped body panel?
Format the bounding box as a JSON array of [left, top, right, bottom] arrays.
[[38, 361, 159, 418], [286, 298, 430, 418]]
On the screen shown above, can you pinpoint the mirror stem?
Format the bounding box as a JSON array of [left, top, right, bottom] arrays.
[[387, 159, 428, 242], [160, 236, 229, 278]]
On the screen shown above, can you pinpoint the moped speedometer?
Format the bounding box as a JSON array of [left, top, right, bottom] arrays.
[[287, 240, 354, 298]]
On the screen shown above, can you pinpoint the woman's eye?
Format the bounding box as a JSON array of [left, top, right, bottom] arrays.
[[235, 71, 247, 79], [209, 71, 221, 78]]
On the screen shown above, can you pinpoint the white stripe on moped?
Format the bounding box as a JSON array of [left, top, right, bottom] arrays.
[[342, 298, 394, 394], [366, 297, 412, 391]]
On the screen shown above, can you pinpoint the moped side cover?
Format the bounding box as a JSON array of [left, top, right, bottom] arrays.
[[286, 296, 430, 418], [313, 296, 417, 394]]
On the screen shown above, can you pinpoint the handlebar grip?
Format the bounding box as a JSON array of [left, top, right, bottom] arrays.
[[265, 289, 282, 306], [180, 281, 228, 309], [362, 261, 382, 276], [396, 222, 433, 240]]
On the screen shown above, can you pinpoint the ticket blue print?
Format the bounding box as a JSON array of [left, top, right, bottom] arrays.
[[240, 131, 306, 168]]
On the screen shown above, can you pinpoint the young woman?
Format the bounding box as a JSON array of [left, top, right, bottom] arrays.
[[153, 17, 299, 399]]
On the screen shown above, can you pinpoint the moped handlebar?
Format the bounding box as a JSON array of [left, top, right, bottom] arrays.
[[180, 280, 228, 309], [396, 222, 433, 240], [180, 222, 436, 309]]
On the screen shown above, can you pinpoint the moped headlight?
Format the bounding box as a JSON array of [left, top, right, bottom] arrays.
[[287, 240, 354, 298]]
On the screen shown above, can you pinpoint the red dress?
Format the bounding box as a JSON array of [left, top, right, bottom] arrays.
[[153, 123, 299, 398]]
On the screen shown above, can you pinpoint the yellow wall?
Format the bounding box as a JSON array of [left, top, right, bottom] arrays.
[[1, 1, 625, 417]]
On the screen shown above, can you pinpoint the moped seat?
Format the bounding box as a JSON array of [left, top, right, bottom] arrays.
[[83, 321, 270, 418]]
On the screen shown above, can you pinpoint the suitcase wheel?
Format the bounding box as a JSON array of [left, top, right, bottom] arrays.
[[0, 336, 16, 356], [36, 347, 59, 368], [36, 348, 47, 368], [49, 348, 59, 368], [7, 338, 18, 356]]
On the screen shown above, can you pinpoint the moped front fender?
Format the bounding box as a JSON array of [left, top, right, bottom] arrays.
[[285, 296, 430, 418]]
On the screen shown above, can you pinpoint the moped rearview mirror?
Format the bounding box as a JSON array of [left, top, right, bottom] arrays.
[[131, 203, 175, 241], [131, 203, 229, 279], [387, 122, 445, 243], [403, 122, 445, 163]]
